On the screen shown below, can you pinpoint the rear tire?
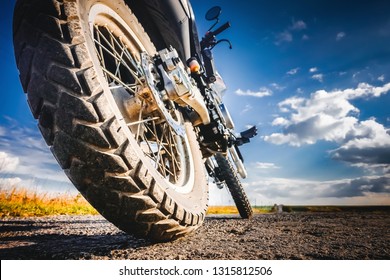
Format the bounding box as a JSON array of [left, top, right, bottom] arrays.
[[13, 0, 208, 241], [215, 153, 253, 218]]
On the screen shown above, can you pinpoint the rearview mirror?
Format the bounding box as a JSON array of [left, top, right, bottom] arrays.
[[205, 6, 221, 21]]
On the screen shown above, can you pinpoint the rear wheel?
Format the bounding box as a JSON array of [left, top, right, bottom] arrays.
[[13, 0, 208, 241]]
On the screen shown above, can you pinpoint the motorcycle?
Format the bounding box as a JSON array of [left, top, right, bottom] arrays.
[[13, 0, 257, 241]]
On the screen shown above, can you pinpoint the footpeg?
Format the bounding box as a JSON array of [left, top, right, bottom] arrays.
[[235, 125, 257, 146]]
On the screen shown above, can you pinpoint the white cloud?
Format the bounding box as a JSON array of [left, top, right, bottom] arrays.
[[271, 117, 289, 126], [0, 118, 71, 185], [275, 19, 307, 45], [336, 32, 346, 41], [352, 71, 361, 80], [378, 75, 385, 82], [255, 162, 280, 169], [275, 31, 293, 45], [286, 67, 300, 75], [331, 119, 390, 168], [235, 87, 272, 98], [264, 83, 390, 157], [0, 151, 19, 172], [309, 67, 318, 73], [0, 126, 6, 137], [270, 83, 285, 91], [244, 175, 390, 205], [290, 20, 307, 31], [0, 177, 22, 187], [241, 104, 253, 114], [345, 82, 390, 98], [278, 96, 305, 113], [311, 73, 324, 82]]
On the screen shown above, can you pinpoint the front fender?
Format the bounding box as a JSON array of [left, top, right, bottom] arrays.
[[125, 0, 199, 62]]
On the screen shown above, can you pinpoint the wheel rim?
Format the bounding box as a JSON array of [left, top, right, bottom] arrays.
[[88, 3, 195, 192]]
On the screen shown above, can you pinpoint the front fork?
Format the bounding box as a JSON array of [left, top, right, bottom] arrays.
[[206, 145, 247, 191], [229, 146, 247, 178], [206, 124, 257, 186]]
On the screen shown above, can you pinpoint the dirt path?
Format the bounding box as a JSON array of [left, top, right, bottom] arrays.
[[1, 211, 389, 259]]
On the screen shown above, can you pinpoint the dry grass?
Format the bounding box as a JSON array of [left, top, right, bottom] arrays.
[[5, 186, 382, 218], [0, 187, 98, 217], [1, 187, 273, 217], [206, 205, 273, 215]]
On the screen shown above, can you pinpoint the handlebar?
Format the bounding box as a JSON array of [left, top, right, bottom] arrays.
[[201, 21, 231, 50], [211, 21, 231, 37], [200, 20, 232, 82]]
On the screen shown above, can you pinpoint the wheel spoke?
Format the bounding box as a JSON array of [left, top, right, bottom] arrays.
[[92, 21, 185, 185], [102, 25, 143, 76], [93, 25, 143, 85], [153, 122, 165, 171], [93, 36, 140, 85], [114, 45, 125, 77], [101, 68, 137, 94]]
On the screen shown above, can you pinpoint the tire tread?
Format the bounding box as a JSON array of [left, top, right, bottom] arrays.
[[215, 153, 253, 219]]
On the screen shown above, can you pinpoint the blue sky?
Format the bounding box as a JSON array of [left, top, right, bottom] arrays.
[[1, 0, 389, 205]]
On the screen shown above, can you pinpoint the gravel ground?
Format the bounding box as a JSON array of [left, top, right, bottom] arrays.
[[0, 211, 389, 260]]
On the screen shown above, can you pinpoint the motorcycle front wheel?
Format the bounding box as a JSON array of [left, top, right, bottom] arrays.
[[214, 153, 253, 218], [13, 0, 208, 241]]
